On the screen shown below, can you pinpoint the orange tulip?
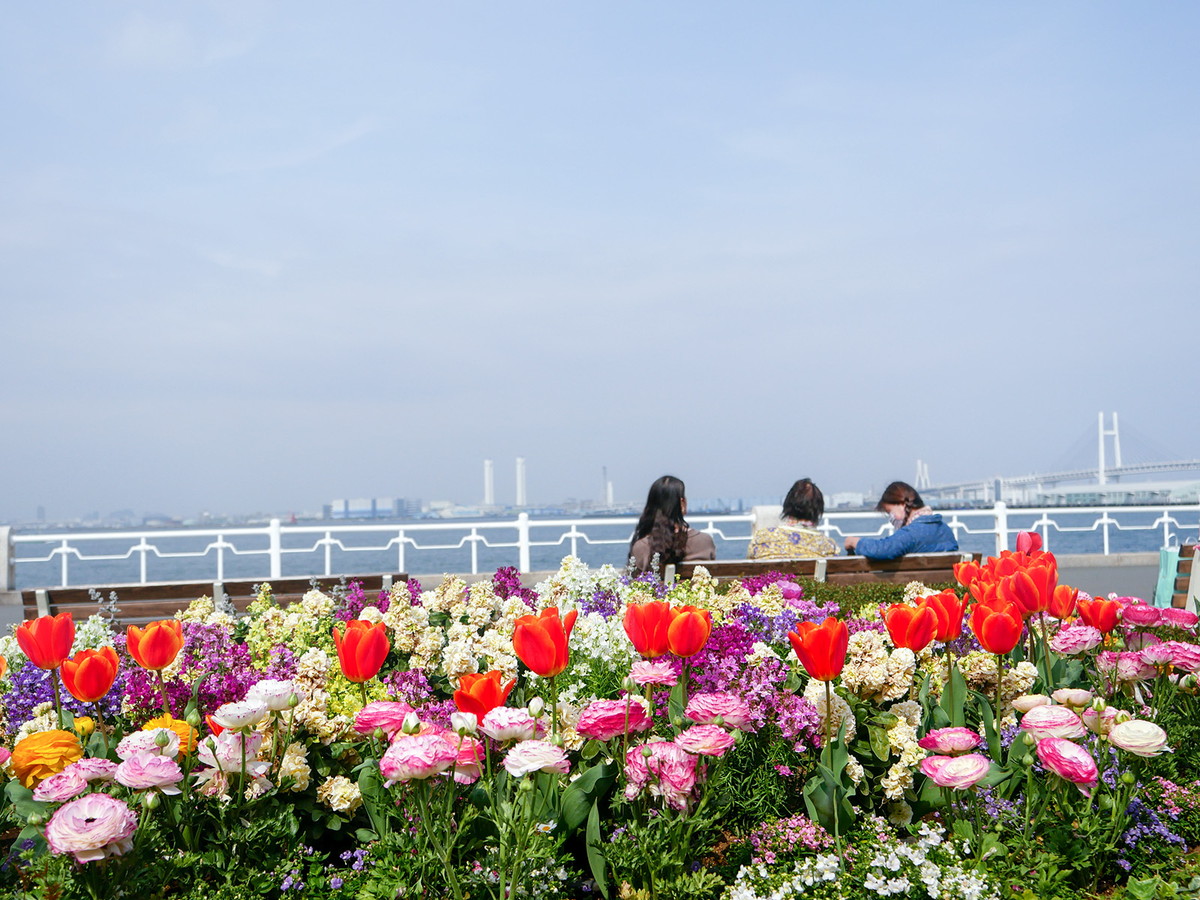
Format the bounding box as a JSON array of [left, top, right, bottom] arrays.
[[16, 613, 75, 670], [921, 589, 969, 643], [883, 603, 937, 653], [1048, 584, 1079, 620], [454, 670, 516, 717], [513, 607, 578, 677], [61, 646, 120, 703], [969, 597, 1024, 655], [1077, 597, 1122, 634], [666, 605, 712, 658], [788, 617, 849, 682], [953, 559, 983, 590], [126, 619, 184, 671], [332, 620, 391, 682], [623, 601, 674, 658], [997, 563, 1057, 618]]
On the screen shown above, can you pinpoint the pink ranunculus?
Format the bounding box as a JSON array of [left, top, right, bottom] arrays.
[[917, 727, 984, 755], [64, 758, 118, 783], [629, 659, 678, 687], [1010, 694, 1052, 714], [379, 734, 457, 786], [1098, 651, 1156, 684], [246, 678, 304, 712], [1161, 608, 1200, 629], [1020, 705, 1086, 741], [1164, 641, 1200, 673], [210, 699, 269, 731], [1049, 625, 1103, 655], [577, 698, 654, 742], [918, 753, 990, 790], [33, 768, 90, 803], [1036, 737, 1099, 796], [685, 692, 753, 732], [503, 740, 571, 777], [44, 793, 138, 864], [115, 751, 185, 795], [1051, 688, 1094, 709], [1126, 631, 1163, 652], [1121, 603, 1162, 627], [1081, 705, 1119, 736], [1141, 643, 1176, 668], [778, 581, 804, 601], [479, 706, 542, 743], [624, 741, 700, 810], [198, 731, 266, 774], [354, 701, 415, 740], [675, 724, 736, 757], [438, 733, 485, 784], [1108, 720, 1171, 757], [0, 748, 9, 768], [116, 729, 179, 760]]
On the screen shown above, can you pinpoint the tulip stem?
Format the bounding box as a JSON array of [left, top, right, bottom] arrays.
[[50, 668, 65, 730], [823, 679, 841, 854], [155, 670, 173, 717], [548, 675, 559, 739], [995, 654, 1004, 715]]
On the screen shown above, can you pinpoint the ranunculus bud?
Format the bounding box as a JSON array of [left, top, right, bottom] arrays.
[[450, 712, 478, 736], [185, 710, 202, 728], [1021, 732, 1036, 746], [154, 731, 171, 748], [402, 712, 422, 735], [142, 791, 161, 810], [527, 697, 545, 718]]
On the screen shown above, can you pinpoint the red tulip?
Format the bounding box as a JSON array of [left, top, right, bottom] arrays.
[[513, 607, 578, 677], [126, 620, 185, 672], [60, 647, 120, 703], [332, 620, 391, 683], [1016, 531, 1043, 554], [1048, 584, 1079, 620], [454, 670, 516, 718], [666, 605, 712, 658], [997, 563, 1057, 618], [1077, 597, 1122, 634], [882, 603, 937, 653], [788, 617, 849, 682], [953, 560, 982, 590], [16, 613, 75, 670], [969, 597, 1024, 655], [922, 589, 970, 643], [623, 601, 674, 658]]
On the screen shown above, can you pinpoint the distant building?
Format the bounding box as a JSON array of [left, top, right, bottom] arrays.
[[327, 497, 424, 519]]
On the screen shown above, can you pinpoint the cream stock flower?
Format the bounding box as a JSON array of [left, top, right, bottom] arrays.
[[317, 775, 362, 814], [279, 742, 311, 791], [803, 679, 856, 739]]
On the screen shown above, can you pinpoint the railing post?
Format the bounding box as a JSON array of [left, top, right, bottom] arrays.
[[470, 528, 479, 574], [60, 539, 70, 587], [397, 529, 406, 574], [517, 513, 531, 573], [324, 531, 333, 576], [216, 534, 225, 582], [993, 501, 1009, 555], [269, 519, 282, 579], [0, 526, 13, 591], [137, 538, 149, 583]]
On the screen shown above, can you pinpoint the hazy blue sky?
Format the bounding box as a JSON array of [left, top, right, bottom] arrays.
[[3, 2, 1198, 521]]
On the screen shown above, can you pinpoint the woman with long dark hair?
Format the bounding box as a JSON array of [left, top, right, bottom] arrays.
[[627, 475, 716, 574], [844, 481, 958, 558]]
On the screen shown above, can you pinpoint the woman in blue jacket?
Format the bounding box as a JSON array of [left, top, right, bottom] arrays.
[[844, 481, 958, 559]]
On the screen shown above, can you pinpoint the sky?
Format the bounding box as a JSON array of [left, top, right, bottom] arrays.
[[3, 2, 1198, 522]]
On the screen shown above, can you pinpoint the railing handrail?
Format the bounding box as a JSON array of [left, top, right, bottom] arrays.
[[9, 502, 1200, 588]]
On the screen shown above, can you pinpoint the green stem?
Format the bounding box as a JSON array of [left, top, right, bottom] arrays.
[[824, 679, 841, 854], [50, 669, 64, 730], [155, 670, 173, 717]]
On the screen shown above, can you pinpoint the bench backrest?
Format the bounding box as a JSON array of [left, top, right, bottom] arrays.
[[1174, 545, 1198, 612], [670, 552, 980, 586], [20, 574, 406, 626]]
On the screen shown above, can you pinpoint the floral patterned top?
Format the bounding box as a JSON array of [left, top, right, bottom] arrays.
[[746, 523, 839, 560]]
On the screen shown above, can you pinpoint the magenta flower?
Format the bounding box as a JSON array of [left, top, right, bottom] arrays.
[[1036, 737, 1099, 796], [45, 793, 138, 864], [503, 740, 571, 778], [675, 724, 736, 757], [439, 733, 485, 784], [379, 733, 456, 786], [1122, 603, 1161, 627], [116, 751, 185, 795], [1097, 651, 1156, 684], [685, 692, 753, 731], [1164, 641, 1200, 673], [1049, 625, 1102, 655], [577, 699, 654, 742], [917, 727, 983, 755], [624, 740, 700, 810], [1161, 608, 1200, 629], [33, 769, 89, 803], [918, 753, 990, 789], [1019, 705, 1086, 741], [629, 659, 678, 687], [353, 701, 416, 740]]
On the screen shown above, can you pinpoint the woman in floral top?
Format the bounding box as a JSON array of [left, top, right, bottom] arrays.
[[746, 478, 840, 560]]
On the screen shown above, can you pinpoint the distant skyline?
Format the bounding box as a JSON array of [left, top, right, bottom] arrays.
[[3, 3, 1198, 524]]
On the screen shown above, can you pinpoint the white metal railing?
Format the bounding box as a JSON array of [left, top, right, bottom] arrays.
[[7, 503, 1200, 589]]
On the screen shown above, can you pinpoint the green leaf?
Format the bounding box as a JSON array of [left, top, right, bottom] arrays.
[[668, 678, 686, 727], [867, 725, 891, 761], [586, 800, 609, 900], [355, 828, 379, 843], [560, 761, 617, 832]]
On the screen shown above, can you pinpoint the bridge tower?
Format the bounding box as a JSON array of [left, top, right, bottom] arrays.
[[915, 459, 931, 491], [1097, 412, 1122, 485]]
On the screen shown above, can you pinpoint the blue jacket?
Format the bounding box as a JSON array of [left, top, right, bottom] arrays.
[[853, 514, 959, 560]]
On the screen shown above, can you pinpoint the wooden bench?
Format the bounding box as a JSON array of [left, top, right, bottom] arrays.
[[1173, 544, 1198, 611], [20, 573, 406, 626], [668, 552, 981, 586]]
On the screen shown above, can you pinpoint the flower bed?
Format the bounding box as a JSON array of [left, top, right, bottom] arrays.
[[1, 541, 1199, 899]]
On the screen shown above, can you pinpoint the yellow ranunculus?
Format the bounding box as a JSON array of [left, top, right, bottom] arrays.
[[10, 729, 83, 787], [143, 714, 198, 756], [73, 716, 96, 738]]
